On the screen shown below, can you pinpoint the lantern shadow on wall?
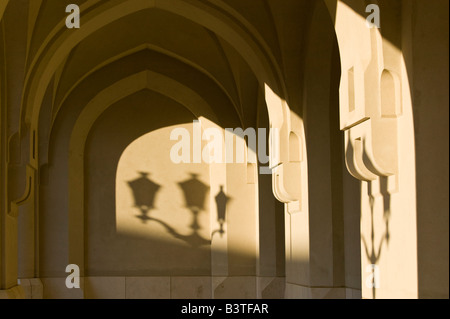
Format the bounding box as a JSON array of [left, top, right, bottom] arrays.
[[361, 177, 392, 299], [175, 173, 211, 247], [127, 172, 161, 223], [212, 185, 231, 238], [128, 172, 222, 248]]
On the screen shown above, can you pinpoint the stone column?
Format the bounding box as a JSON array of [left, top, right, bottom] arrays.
[[334, 0, 418, 298]]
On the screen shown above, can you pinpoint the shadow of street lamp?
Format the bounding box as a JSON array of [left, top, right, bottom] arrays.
[[212, 185, 230, 238], [178, 173, 209, 230], [127, 172, 160, 223], [128, 172, 211, 248], [173, 173, 210, 248]]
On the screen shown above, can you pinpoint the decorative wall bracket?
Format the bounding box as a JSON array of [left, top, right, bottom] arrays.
[[340, 30, 401, 192], [265, 85, 303, 213]]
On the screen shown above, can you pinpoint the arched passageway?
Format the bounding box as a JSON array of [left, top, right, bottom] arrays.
[[0, 0, 448, 300]]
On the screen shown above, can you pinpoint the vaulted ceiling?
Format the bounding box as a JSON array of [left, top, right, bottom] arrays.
[[1, 0, 318, 134]]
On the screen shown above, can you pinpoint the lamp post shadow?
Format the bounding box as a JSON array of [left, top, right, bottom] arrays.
[[212, 185, 230, 239], [127, 173, 231, 249], [127, 172, 161, 224]]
